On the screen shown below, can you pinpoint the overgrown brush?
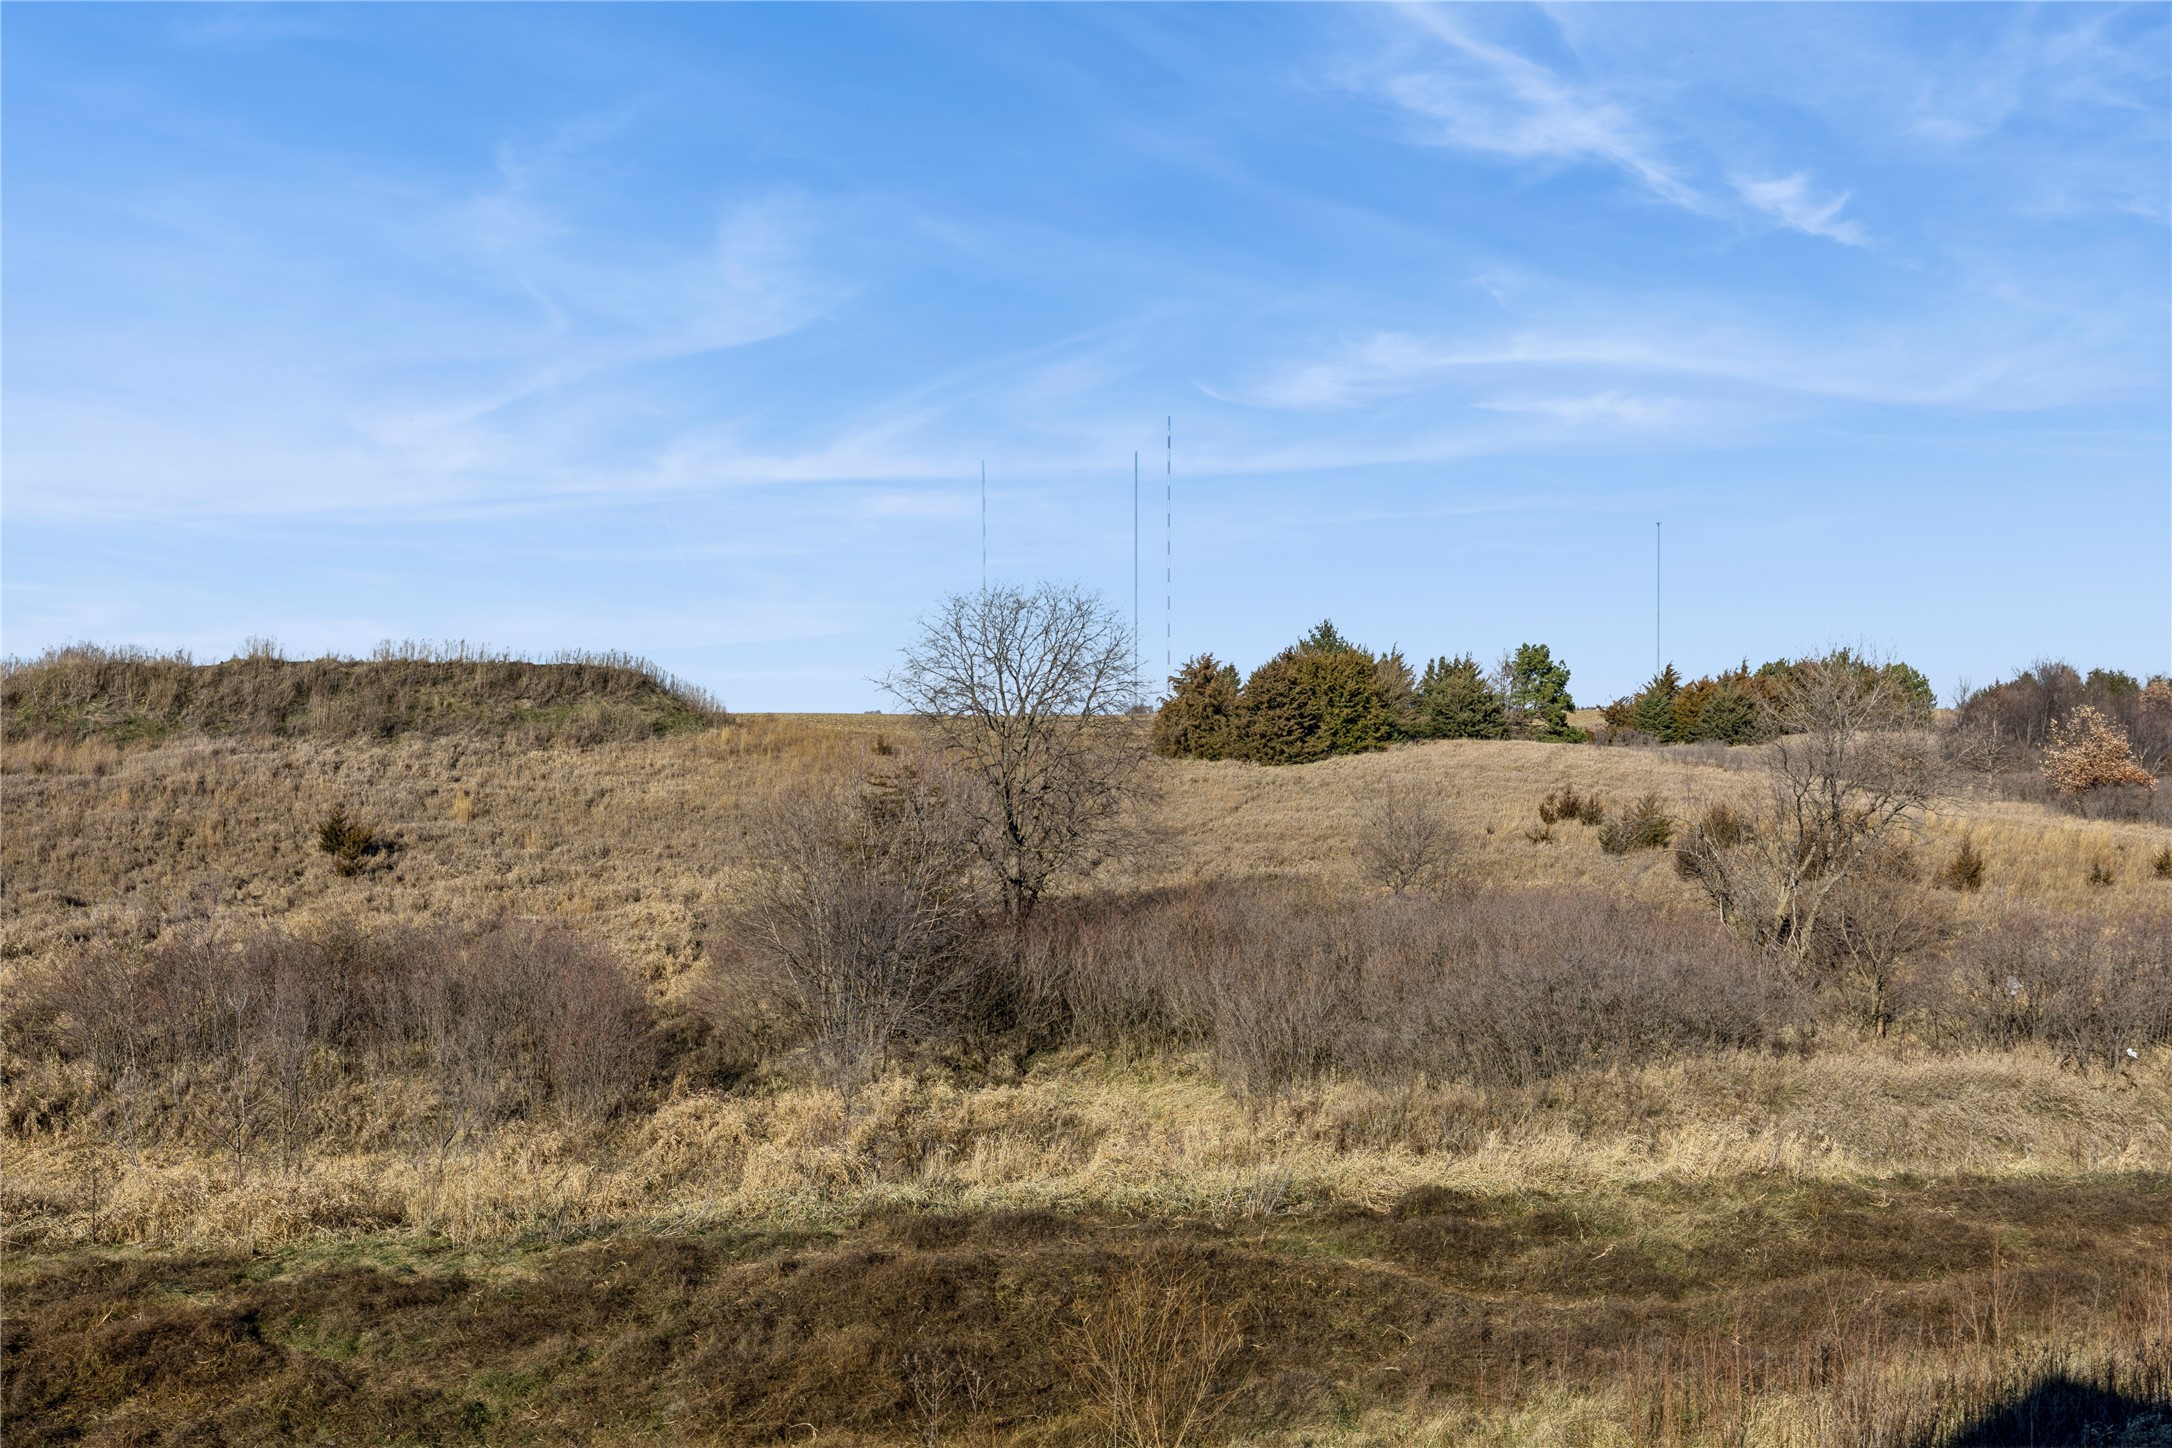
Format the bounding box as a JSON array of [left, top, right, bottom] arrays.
[[727, 756, 992, 1094], [1927, 911, 2172, 1068], [5, 918, 654, 1170], [1015, 881, 1794, 1095]]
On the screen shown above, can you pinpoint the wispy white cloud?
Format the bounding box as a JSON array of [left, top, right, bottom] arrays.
[[1215, 295, 2150, 419], [1379, 8, 1709, 213], [1475, 391, 1681, 427], [1733, 173, 1869, 246]]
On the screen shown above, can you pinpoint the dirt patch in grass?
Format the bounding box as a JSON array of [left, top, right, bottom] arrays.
[[7, 1175, 2166, 1445]]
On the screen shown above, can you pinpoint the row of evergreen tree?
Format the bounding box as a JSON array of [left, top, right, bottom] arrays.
[[1152, 621, 1584, 764], [1597, 654, 1935, 745]]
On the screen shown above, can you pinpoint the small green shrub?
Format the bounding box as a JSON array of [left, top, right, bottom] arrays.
[[1936, 839, 1987, 893], [1598, 793, 1674, 855], [316, 808, 382, 877]]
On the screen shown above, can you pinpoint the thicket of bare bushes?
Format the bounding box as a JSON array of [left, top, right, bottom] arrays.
[[1932, 911, 2172, 1070], [727, 759, 991, 1093], [1354, 780, 1456, 893], [1674, 653, 1941, 955], [1010, 881, 1795, 1094], [5, 919, 653, 1170], [1, 640, 725, 746]]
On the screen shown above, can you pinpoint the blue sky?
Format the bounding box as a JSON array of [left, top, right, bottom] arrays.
[[4, 3, 2167, 710]]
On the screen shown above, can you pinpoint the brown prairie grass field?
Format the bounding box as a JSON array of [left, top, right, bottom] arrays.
[[5, 710, 2171, 1446]]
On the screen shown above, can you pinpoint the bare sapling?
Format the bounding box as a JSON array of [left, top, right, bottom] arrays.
[[1355, 779, 1455, 893]]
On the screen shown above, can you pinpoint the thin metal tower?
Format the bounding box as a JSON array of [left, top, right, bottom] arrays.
[[980, 461, 987, 591], [1133, 451, 1141, 694], [1655, 521, 1663, 677], [1164, 416, 1172, 679]]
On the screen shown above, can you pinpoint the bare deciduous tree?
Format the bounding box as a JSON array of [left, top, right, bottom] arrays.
[[883, 583, 1145, 917], [1677, 652, 1941, 957], [1355, 780, 1454, 894]]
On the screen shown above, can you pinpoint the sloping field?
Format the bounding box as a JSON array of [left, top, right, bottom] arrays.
[[4, 715, 2169, 1445]]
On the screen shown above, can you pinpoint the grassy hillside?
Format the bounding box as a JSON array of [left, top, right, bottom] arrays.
[[0, 642, 725, 750], [4, 713, 2169, 1445]]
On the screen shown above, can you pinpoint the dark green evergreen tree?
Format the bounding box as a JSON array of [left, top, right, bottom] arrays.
[[1416, 654, 1508, 739], [1238, 636, 1396, 765], [1372, 647, 1420, 739], [1505, 644, 1582, 741], [1628, 664, 1683, 742], [1299, 619, 1360, 655], [1153, 654, 1242, 759]]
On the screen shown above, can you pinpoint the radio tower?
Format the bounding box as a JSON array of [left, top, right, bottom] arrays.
[[1165, 417, 1172, 680], [1655, 521, 1663, 676]]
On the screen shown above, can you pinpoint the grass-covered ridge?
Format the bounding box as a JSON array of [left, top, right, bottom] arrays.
[[0, 641, 727, 747]]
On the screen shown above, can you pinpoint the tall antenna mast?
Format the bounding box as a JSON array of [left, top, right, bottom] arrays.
[[980, 460, 987, 591], [1655, 521, 1663, 677], [1164, 415, 1172, 678], [1133, 451, 1141, 696]]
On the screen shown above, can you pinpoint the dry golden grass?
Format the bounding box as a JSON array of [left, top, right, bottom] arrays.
[[8, 1043, 2166, 1254], [7, 719, 2160, 988]]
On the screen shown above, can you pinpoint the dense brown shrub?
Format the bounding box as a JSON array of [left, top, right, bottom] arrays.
[[0, 641, 724, 746], [1537, 785, 1607, 828], [5, 918, 655, 1156], [2042, 705, 2157, 795], [1596, 792, 1673, 855], [314, 807, 383, 876], [1809, 854, 1957, 1033], [1016, 881, 1793, 1094], [1926, 912, 2172, 1068], [1935, 838, 1987, 892], [726, 760, 990, 1090]]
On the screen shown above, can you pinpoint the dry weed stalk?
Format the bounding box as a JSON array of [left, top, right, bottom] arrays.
[[1073, 1256, 1244, 1448]]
